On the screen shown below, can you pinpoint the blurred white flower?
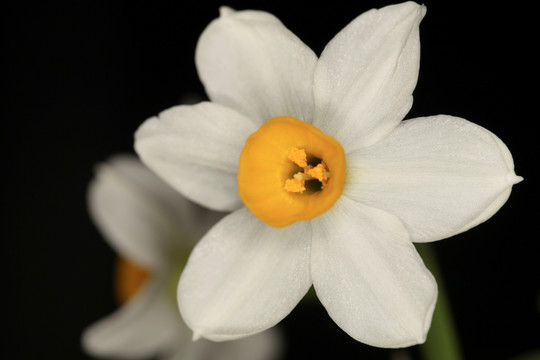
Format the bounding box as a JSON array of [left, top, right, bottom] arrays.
[[82, 154, 283, 360], [134, 1, 522, 348]]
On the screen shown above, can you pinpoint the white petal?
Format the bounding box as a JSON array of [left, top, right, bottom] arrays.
[[198, 327, 284, 360], [311, 196, 437, 348], [178, 208, 312, 341], [82, 274, 190, 359], [135, 102, 258, 212], [164, 327, 284, 360], [313, 2, 425, 151], [346, 115, 522, 242], [196, 7, 317, 123], [88, 154, 220, 269]]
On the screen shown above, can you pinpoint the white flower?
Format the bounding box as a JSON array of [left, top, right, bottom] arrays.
[[81, 154, 283, 360], [134, 2, 522, 349]]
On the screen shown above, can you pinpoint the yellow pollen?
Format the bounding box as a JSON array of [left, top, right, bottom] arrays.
[[284, 150, 331, 193], [307, 162, 331, 188], [287, 147, 308, 168], [238, 116, 346, 228], [284, 178, 306, 193]]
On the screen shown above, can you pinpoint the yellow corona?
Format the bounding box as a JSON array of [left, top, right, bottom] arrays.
[[238, 116, 346, 227]]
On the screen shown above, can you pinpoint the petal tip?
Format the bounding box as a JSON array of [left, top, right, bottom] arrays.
[[80, 324, 107, 358], [413, 2, 427, 22], [420, 287, 438, 344], [398, 276, 437, 348], [219, 6, 234, 18], [399, 1, 427, 24], [80, 328, 94, 353], [508, 173, 524, 185], [397, 1, 426, 16], [192, 330, 202, 342]]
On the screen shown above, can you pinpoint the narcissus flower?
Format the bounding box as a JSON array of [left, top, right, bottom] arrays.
[[82, 155, 282, 360], [134, 2, 522, 348]]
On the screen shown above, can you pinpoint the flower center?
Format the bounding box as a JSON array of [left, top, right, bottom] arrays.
[[238, 116, 346, 227], [284, 147, 331, 193], [114, 256, 152, 304]]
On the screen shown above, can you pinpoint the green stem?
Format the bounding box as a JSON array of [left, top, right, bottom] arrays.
[[415, 243, 464, 360]]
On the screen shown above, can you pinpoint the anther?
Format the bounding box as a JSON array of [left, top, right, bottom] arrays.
[[284, 148, 331, 193]]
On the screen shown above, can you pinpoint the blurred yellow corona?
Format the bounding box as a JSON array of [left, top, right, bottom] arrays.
[[114, 257, 151, 304]]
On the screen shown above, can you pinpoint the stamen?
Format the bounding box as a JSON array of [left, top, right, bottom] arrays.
[[284, 148, 331, 193], [306, 162, 331, 189], [284, 178, 306, 193], [288, 147, 308, 168]]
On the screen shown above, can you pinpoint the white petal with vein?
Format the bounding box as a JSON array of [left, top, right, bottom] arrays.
[[88, 155, 212, 268], [313, 2, 425, 151], [311, 196, 437, 348], [346, 115, 522, 242], [178, 207, 312, 341], [135, 102, 258, 212], [196, 7, 317, 123]]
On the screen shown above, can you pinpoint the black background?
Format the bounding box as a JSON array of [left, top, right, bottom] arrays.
[[4, 1, 538, 359]]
